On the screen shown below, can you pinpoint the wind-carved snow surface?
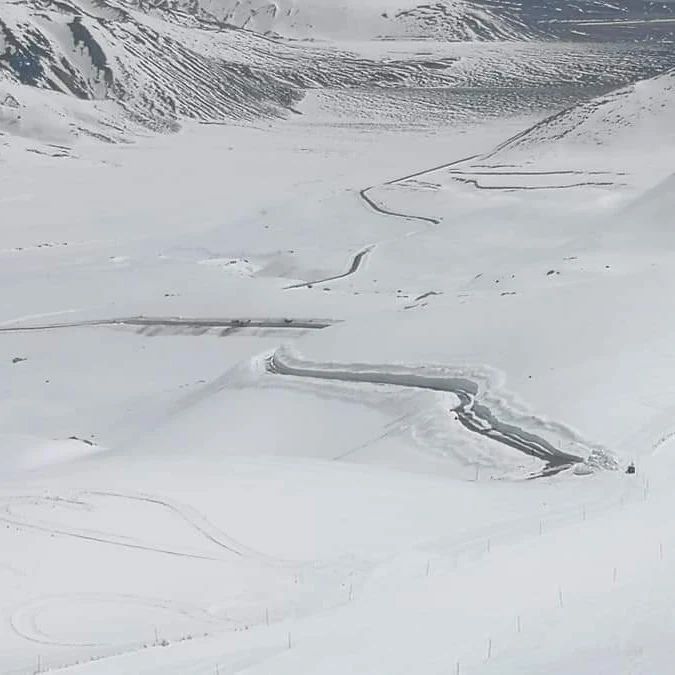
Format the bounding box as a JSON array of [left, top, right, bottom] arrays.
[[201, 0, 530, 40], [126, 0, 675, 41], [1, 0, 675, 143]]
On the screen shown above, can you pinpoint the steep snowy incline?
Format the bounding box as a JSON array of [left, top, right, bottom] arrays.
[[128, 0, 533, 41], [0, 0, 532, 140], [486, 67, 675, 162], [371, 66, 675, 198], [2, 0, 675, 143], [0, 0, 301, 136], [123, 0, 675, 42], [1, 0, 496, 141]]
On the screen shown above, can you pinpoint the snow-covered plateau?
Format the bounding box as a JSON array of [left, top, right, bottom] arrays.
[[1, 0, 675, 673]]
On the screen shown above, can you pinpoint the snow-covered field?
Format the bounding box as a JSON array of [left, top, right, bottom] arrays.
[[2, 2, 675, 673]]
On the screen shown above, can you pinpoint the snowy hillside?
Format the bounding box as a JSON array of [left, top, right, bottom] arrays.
[[2, 0, 675, 142], [486, 67, 675, 161], [0, 0, 299, 140], [0, 0, 482, 140], [155, 0, 531, 41], [127, 0, 675, 41]]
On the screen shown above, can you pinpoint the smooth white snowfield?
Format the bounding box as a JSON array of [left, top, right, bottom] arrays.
[[2, 60, 675, 675]]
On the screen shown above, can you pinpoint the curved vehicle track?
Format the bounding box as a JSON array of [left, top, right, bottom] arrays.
[[0, 491, 288, 563], [9, 592, 222, 648], [0, 490, 324, 568]]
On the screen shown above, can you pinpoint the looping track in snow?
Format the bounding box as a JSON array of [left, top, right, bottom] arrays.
[[265, 349, 584, 475], [0, 490, 295, 565]]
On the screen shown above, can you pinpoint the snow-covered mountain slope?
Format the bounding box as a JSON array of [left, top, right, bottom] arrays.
[[1, 0, 675, 143], [131, 0, 533, 41], [0, 0, 483, 141], [132, 0, 675, 41], [354, 67, 674, 268], [473, 67, 675, 172], [376, 65, 671, 195], [0, 0, 302, 138]]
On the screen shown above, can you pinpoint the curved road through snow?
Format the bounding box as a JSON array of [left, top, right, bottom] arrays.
[[285, 246, 375, 289], [265, 350, 584, 475], [284, 155, 479, 289]]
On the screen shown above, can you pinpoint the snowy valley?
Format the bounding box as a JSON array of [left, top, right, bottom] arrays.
[[1, 1, 675, 673]]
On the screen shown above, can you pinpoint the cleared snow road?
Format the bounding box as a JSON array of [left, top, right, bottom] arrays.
[[265, 350, 584, 474], [0, 316, 338, 333], [285, 246, 374, 289]]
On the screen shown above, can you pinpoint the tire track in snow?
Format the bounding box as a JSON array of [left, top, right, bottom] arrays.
[[84, 491, 297, 565], [0, 491, 310, 567], [85, 491, 244, 558], [9, 593, 222, 648], [0, 493, 241, 563], [0, 511, 220, 562]]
